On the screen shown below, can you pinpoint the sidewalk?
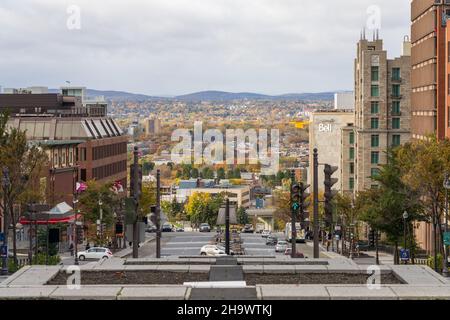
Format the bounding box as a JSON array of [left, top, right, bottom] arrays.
[[114, 235, 156, 258]]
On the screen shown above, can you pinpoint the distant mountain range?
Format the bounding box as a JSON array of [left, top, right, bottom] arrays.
[[50, 89, 345, 102]]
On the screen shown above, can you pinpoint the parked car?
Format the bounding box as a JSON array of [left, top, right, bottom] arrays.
[[266, 236, 278, 246], [261, 230, 271, 238], [216, 245, 235, 256], [275, 241, 288, 253], [77, 247, 113, 261], [161, 223, 173, 232], [200, 245, 226, 256], [199, 223, 211, 232], [176, 227, 185, 232], [242, 224, 254, 233]]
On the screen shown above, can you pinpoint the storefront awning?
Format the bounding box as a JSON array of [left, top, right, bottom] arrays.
[[19, 202, 76, 225]]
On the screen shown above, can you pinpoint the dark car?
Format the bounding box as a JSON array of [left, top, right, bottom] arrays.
[[162, 223, 173, 232], [266, 236, 278, 246], [199, 223, 211, 232]]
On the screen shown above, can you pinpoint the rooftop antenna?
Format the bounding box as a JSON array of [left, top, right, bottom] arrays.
[[376, 29, 380, 40], [363, 28, 366, 40]]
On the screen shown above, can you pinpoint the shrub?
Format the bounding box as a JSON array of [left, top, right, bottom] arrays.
[[427, 254, 443, 270], [32, 253, 61, 265]]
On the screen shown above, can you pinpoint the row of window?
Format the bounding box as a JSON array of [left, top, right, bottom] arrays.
[[92, 142, 127, 161], [348, 169, 381, 191], [371, 66, 401, 82], [370, 84, 401, 98], [92, 160, 127, 180], [370, 101, 401, 115], [369, 118, 401, 129], [348, 135, 401, 157]]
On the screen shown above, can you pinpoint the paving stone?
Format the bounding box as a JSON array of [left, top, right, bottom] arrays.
[[390, 286, 450, 300], [118, 286, 187, 300], [263, 265, 296, 274], [49, 286, 121, 300], [295, 265, 328, 273], [188, 265, 211, 273], [326, 285, 398, 300], [259, 285, 330, 300], [242, 265, 264, 274], [0, 286, 57, 299], [7, 266, 61, 286]]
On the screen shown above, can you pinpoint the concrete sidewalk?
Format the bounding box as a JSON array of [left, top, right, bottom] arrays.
[[114, 235, 156, 258]]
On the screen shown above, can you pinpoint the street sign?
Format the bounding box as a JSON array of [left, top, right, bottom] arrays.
[[0, 245, 7, 258], [400, 249, 410, 261], [0, 233, 4, 242], [444, 232, 450, 246]]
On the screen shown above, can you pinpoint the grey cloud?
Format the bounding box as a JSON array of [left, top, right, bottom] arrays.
[[0, 0, 410, 95]]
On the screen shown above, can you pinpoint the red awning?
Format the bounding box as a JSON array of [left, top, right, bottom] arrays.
[[19, 215, 76, 225]]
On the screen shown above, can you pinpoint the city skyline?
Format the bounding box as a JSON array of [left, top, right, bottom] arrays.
[[0, 0, 410, 96]]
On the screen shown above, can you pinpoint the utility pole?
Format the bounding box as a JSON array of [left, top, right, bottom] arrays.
[[28, 204, 35, 265], [225, 197, 230, 255], [132, 146, 140, 259], [1, 168, 9, 275], [156, 169, 161, 259], [443, 174, 450, 277], [313, 148, 319, 259]]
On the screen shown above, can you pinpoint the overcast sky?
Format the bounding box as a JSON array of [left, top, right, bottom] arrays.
[[0, 0, 410, 96]]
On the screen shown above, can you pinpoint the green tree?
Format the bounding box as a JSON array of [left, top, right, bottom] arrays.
[[217, 167, 226, 180], [0, 112, 48, 264], [237, 207, 249, 225], [396, 137, 450, 267]]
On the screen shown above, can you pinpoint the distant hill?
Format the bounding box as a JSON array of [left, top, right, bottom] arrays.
[[175, 91, 336, 101], [49, 89, 340, 102]]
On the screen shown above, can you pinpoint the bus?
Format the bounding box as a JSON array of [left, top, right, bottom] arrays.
[[285, 222, 306, 243]]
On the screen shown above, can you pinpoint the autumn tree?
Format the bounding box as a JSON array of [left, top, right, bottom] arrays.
[[0, 112, 48, 264]]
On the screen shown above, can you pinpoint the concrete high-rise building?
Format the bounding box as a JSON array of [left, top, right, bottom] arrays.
[[411, 0, 450, 140], [145, 117, 161, 136], [341, 35, 411, 194], [334, 92, 355, 110], [308, 110, 354, 194]]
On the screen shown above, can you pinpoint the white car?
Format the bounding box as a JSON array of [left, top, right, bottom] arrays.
[[261, 230, 271, 238], [200, 245, 227, 257], [77, 247, 113, 261], [275, 241, 288, 253]]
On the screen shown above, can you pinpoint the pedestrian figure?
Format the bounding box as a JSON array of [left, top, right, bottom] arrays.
[[69, 243, 74, 256], [85, 243, 91, 250]]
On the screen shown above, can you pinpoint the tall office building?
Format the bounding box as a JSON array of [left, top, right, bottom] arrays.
[[145, 117, 161, 136], [411, 0, 450, 140], [341, 35, 411, 193]]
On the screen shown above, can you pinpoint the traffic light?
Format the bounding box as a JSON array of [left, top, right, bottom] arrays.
[[324, 164, 339, 227], [290, 183, 301, 212], [369, 229, 375, 248], [129, 164, 143, 198], [299, 183, 310, 222], [76, 225, 84, 244], [115, 223, 124, 235]]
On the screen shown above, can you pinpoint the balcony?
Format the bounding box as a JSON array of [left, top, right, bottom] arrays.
[[391, 94, 403, 100], [391, 77, 402, 83]]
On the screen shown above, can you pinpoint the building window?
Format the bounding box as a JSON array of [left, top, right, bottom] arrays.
[[349, 132, 355, 144], [392, 84, 401, 97], [371, 85, 379, 97], [392, 68, 401, 81], [349, 178, 355, 190], [392, 135, 401, 147], [371, 101, 379, 114], [371, 151, 379, 164], [350, 162, 355, 174], [349, 147, 355, 160], [371, 118, 379, 129], [371, 66, 379, 81], [371, 168, 380, 178], [392, 118, 400, 129], [392, 101, 400, 115], [371, 135, 379, 147]]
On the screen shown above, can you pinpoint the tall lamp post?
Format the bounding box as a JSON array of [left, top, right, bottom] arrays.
[[403, 210, 409, 265], [98, 199, 103, 245], [73, 192, 79, 266], [443, 174, 450, 277], [2, 168, 10, 275]]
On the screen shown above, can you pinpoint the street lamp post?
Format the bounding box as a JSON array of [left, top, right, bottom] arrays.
[[73, 193, 79, 266], [98, 199, 103, 245], [2, 168, 10, 275], [403, 210, 409, 265], [443, 174, 450, 277]]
